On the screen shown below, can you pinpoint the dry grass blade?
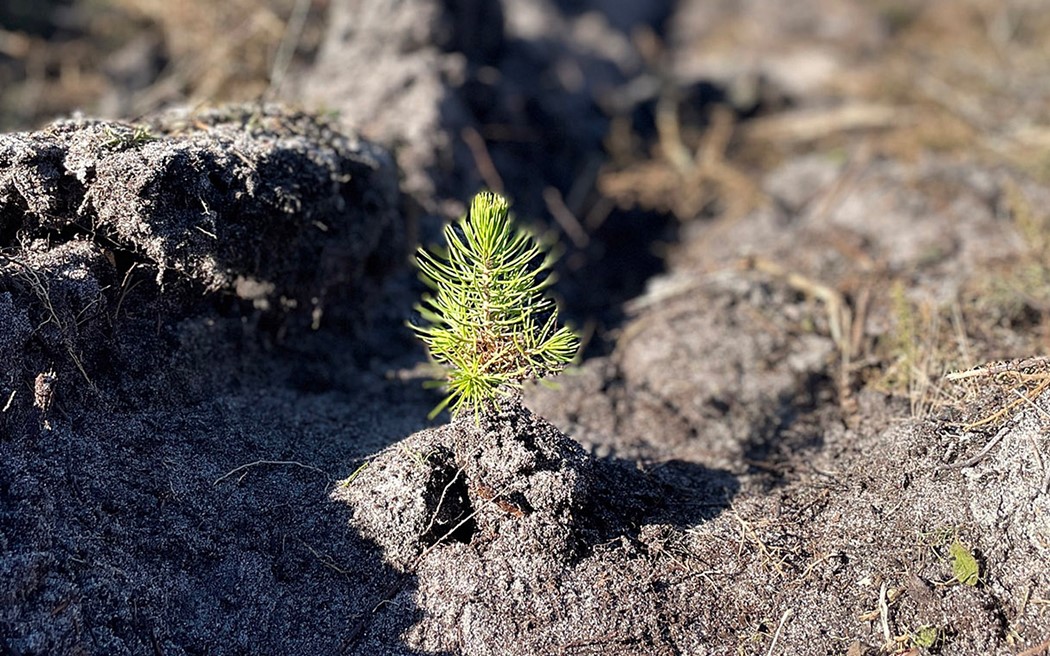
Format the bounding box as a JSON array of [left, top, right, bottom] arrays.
[[213, 459, 329, 485], [945, 356, 1050, 381], [766, 608, 793, 656], [0, 252, 99, 394], [742, 104, 903, 144]]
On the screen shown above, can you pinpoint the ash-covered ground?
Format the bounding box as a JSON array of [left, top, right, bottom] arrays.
[[2, 1, 1050, 654]]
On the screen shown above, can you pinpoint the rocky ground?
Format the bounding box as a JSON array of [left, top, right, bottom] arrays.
[[2, 0, 1049, 654]]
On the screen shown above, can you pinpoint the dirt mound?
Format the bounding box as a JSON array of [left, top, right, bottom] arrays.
[[0, 105, 401, 423], [337, 403, 601, 571], [336, 400, 737, 655]]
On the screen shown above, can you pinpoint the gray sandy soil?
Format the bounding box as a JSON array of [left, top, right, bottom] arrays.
[[3, 0, 1050, 655]]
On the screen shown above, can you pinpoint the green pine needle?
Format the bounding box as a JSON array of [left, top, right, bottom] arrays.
[[410, 191, 578, 418]]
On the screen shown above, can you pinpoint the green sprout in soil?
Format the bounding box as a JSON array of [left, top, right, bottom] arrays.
[[102, 125, 155, 150], [910, 624, 940, 649], [410, 191, 578, 419], [948, 538, 980, 587]]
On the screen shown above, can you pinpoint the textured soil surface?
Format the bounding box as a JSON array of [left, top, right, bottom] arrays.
[[3, 0, 1050, 655]]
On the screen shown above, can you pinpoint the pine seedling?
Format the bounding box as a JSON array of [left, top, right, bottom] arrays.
[[411, 191, 578, 419]]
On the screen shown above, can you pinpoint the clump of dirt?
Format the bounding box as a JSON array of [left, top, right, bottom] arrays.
[[336, 399, 738, 655], [0, 104, 402, 423], [337, 400, 639, 565], [336, 403, 599, 568]]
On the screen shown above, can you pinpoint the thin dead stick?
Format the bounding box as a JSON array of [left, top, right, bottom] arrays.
[[742, 103, 901, 143], [412, 480, 518, 569], [73, 286, 110, 327], [655, 92, 692, 174], [732, 511, 785, 575], [766, 608, 792, 656], [694, 105, 735, 170], [942, 424, 1011, 470], [214, 460, 328, 485], [1009, 388, 1048, 481], [950, 302, 974, 374], [421, 467, 466, 538], [962, 378, 1050, 431], [945, 356, 1050, 381], [743, 256, 852, 364], [542, 186, 589, 248], [1018, 584, 1033, 620], [267, 0, 311, 98], [341, 575, 413, 652], [298, 538, 352, 576], [113, 262, 144, 320], [419, 440, 488, 538], [1, 390, 14, 413], [1, 253, 99, 393], [462, 126, 504, 193], [878, 581, 892, 646], [801, 553, 834, 579], [1017, 638, 1050, 656]]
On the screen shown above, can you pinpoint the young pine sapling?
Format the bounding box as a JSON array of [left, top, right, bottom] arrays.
[[411, 191, 578, 418]]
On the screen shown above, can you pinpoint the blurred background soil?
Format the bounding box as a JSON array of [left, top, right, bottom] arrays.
[[3, 0, 1050, 654], [7, 0, 1050, 356]]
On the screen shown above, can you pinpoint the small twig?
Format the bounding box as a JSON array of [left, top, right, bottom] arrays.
[[340, 575, 412, 653], [694, 104, 735, 170], [114, 263, 144, 320], [959, 377, 1050, 431], [950, 302, 974, 374], [583, 194, 615, 232], [655, 92, 691, 174], [743, 256, 853, 368], [542, 186, 589, 248], [298, 538, 352, 576], [945, 356, 1050, 381], [732, 510, 786, 575], [742, 103, 901, 143], [419, 440, 489, 538], [267, 0, 312, 98], [766, 608, 792, 656], [73, 285, 110, 327], [1018, 584, 1032, 619], [942, 424, 1011, 470], [1017, 638, 1050, 656], [1, 252, 99, 393], [213, 460, 328, 485], [421, 465, 467, 538], [1, 389, 14, 413], [462, 126, 504, 193], [878, 581, 892, 646], [412, 479, 517, 568], [801, 553, 834, 579]]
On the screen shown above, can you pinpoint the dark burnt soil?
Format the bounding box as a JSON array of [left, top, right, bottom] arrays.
[[3, 0, 1050, 655], [0, 106, 424, 654]]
